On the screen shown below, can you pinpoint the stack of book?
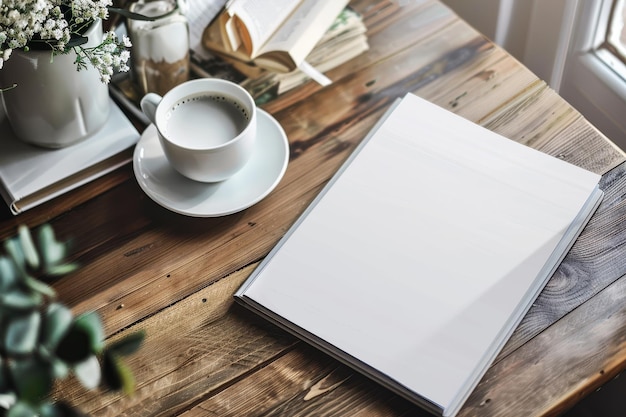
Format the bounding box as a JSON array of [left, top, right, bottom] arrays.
[[199, 0, 368, 101], [0, 100, 140, 215], [202, 0, 352, 73], [113, 0, 369, 108], [238, 7, 369, 102]]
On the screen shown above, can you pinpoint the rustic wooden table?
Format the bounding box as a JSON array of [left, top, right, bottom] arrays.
[[2, 0, 626, 416]]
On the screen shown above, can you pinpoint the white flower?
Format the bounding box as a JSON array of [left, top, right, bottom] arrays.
[[0, 0, 133, 83]]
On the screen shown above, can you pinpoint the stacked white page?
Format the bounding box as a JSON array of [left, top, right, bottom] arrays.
[[235, 93, 603, 416], [0, 99, 140, 215]]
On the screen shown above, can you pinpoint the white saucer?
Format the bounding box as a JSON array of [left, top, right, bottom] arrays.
[[133, 109, 289, 217]]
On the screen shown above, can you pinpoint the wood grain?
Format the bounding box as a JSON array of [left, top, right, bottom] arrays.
[[12, 1, 626, 416], [58, 263, 297, 417], [461, 254, 626, 417], [503, 162, 626, 356], [180, 345, 423, 417]]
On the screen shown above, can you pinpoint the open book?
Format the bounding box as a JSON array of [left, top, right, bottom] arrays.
[[112, 3, 367, 112], [202, 0, 350, 73], [235, 94, 604, 416], [239, 7, 369, 100]]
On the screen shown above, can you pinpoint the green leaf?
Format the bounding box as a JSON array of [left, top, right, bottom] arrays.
[[74, 355, 101, 390], [55, 326, 92, 365], [102, 352, 121, 391], [9, 358, 53, 404], [4, 237, 26, 272], [7, 401, 37, 417], [49, 358, 69, 380], [42, 303, 73, 351], [102, 353, 135, 395], [117, 359, 136, 396], [5, 310, 41, 355], [37, 403, 63, 417], [65, 36, 88, 48], [109, 7, 161, 21], [36, 225, 69, 270], [45, 263, 80, 277], [106, 331, 146, 357], [23, 275, 56, 298], [73, 312, 104, 353], [39, 401, 86, 417], [0, 290, 42, 310], [18, 225, 39, 270], [0, 256, 19, 291]]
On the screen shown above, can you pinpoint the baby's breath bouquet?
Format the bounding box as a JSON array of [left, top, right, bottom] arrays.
[[0, 0, 135, 83]]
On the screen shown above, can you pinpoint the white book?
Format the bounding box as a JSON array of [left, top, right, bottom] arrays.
[[0, 99, 140, 215], [235, 93, 603, 416]]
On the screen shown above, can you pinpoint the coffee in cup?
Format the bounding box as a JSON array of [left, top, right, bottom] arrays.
[[140, 78, 257, 182]]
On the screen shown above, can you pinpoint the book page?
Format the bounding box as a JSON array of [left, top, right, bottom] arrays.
[[257, 0, 349, 66], [186, 0, 228, 56], [226, 0, 301, 56]]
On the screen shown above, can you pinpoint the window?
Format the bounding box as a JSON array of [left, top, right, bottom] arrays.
[[605, 0, 626, 61], [593, 0, 626, 83], [559, 0, 626, 148], [444, 0, 626, 148]]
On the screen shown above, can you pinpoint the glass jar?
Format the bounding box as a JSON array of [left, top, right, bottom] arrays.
[[127, 0, 190, 96]]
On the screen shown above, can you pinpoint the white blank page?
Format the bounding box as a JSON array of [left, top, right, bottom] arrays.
[[240, 94, 601, 415]]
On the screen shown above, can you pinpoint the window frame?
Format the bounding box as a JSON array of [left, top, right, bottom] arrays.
[[559, 0, 626, 147]]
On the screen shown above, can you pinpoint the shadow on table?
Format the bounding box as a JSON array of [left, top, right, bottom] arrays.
[[560, 373, 626, 417]]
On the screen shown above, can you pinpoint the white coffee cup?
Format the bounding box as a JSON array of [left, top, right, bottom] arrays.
[[140, 78, 257, 182]]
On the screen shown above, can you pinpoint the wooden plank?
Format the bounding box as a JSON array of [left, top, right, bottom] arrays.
[[460, 255, 626, 416], [412, 46, 624, 173], [59, 263, 297, 417], [501, 161, 626, 358], [480, 85, 625, 175], [179, 346, 422, 417], [0, 165, 133, 238], [52, 179, 319, 332]]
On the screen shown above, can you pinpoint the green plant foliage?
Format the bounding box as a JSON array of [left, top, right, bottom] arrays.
[[106, 331, 146, 357], [74, 356, 101, 390], [72, 312, 105, 354], [9, 357, 54, 404], [5, 310, 40, 355], [102, 352, 135, 395], [41, 303, 73, 352], [38, 401, 87, 417], [0, 224, 144, 417]]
